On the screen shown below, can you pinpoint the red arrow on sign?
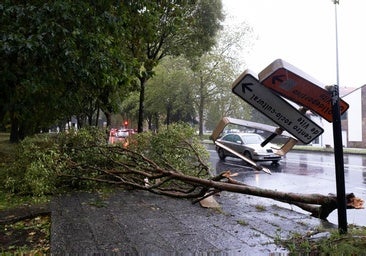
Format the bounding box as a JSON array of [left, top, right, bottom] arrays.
[[258, 59, 349, 122]]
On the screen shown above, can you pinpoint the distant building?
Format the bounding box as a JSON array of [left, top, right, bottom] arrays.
[[342, 85, 366, 148], [320, 85, 365, 148]]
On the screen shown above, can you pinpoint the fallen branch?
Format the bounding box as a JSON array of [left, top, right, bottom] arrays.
[[0, 203, 50, 225], [58, 145, 364, 220]]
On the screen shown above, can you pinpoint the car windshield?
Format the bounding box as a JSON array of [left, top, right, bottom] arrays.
[[241, 134, 263, 144]]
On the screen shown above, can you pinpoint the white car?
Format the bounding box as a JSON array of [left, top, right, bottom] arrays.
[[216, 132, 281, 164], [116, 129, 129, 138]]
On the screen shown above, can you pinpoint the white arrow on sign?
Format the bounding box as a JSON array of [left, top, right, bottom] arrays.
[[232, 70, 323, 144]]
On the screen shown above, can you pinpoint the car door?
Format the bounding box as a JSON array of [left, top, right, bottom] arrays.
[[221, 134, 243, 155], [219, 134, 234, 156], [230, 134, 244, 153]]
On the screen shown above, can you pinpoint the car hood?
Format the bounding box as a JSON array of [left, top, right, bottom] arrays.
[[248, 143, 276, 153]]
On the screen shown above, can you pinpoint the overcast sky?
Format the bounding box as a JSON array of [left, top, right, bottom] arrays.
[[223, 0, 366, 89]]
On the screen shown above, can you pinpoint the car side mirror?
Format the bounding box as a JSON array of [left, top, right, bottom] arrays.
[[236, 140, 242, 144]]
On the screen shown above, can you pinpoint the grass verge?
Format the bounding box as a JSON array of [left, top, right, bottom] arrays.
[[0, 133, 51, 254], [0, 215, 50, 254], [280, 225, 366, 255]]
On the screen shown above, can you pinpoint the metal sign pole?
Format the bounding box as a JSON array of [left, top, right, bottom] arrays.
[[329, 85, 347, 234], [331, 0, 347, 235]]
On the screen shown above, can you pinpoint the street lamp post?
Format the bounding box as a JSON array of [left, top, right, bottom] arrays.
[[334, 0, 340, 86]]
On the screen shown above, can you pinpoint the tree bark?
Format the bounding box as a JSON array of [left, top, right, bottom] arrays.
[[104, 111, 112, 127], [137, 76, 146, 133], [9, 111, 20, 143], [198, 76, 205, 137]]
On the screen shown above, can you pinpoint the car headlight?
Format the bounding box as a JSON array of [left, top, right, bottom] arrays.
[[253, 149, 266, 154]]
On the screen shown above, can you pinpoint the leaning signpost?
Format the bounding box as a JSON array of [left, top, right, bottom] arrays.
[[226, 59, 349, 234], [209, 60, 363, 230], [258, 59, 349, 233]]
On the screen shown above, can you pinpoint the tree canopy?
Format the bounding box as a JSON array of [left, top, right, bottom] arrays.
[[120, 0, 224, 132], [1, 0, 225, 141], [145, 56, 196, 130]]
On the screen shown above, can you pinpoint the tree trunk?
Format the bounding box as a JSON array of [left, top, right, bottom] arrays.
[[198, 75, 205, 137], [166, 103, 171, 127], [95, 107, 100, 127], [154, 112, 159, 132], [163, 170, 363, 220], [9, 111, 19, 143], [137, 76, 146, 133], [104, 111, 112, 127]]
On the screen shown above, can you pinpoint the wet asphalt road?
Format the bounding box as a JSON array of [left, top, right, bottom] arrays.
[[208, 146, 366, 227]]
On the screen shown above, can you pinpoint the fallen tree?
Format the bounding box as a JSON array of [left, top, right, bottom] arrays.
[[7, 125, 363, 222], [59, 143, 364, 220]]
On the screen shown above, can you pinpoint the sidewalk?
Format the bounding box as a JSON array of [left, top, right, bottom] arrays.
[[50, 189, 333, 255]]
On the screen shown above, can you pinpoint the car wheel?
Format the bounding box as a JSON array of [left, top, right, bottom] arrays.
[[271, 160, 279, 166], [218, 148, 226, 160], [243, 151, 252, 160]]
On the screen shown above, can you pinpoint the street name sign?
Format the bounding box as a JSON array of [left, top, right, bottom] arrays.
[[232, 70, 323, 144], [258, 59, 349, 122]]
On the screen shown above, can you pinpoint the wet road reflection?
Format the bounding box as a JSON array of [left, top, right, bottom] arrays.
[[209, 146, 366, 227]]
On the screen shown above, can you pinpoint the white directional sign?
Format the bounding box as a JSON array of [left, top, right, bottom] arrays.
[[232, 70, 324, 144]]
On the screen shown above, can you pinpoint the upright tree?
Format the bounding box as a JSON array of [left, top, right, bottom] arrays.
[[189, 21, 254, 136], [121, 0, 224, 132], [1, 1, 131, 141], [145, 56, 196, 129]]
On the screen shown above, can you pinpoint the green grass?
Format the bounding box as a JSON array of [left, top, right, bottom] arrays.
[[237, 219, 249, 226], [0, 133, 51, 253], [293, 145, 366, 154], [0, 193, 49, 211], [0, 133, 19, 208], [0, 133, 16, 161], [255, 204, 266, 212], [281, 225, 366, 255], [0, 133, 50, 208]]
